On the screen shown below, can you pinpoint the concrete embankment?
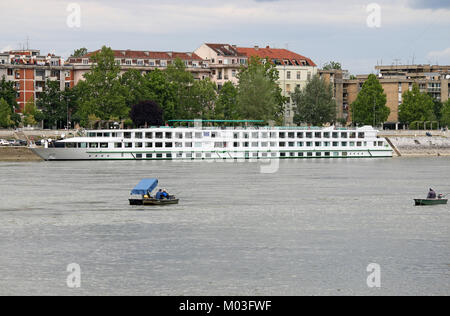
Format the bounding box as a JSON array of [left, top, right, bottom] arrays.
[[380, 131, 450, 157], [0, 129, 72, 162], [0, 147, 43, 162]]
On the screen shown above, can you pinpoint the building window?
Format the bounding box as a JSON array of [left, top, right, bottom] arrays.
[[297, 71, 301, 80], [286, 71, 291, 79]]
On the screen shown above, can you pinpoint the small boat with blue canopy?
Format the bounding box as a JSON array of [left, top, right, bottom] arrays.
[[129, 178, 179, 205]]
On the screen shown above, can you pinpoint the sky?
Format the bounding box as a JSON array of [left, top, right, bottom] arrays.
[[1, 0, 449, 74]]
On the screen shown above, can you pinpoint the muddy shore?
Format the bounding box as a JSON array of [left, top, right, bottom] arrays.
[[0, 147, 43, 162]]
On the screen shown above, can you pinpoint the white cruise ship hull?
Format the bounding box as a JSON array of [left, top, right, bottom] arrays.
[[32, 126, 393, 161], [32, 147, 393, 161]]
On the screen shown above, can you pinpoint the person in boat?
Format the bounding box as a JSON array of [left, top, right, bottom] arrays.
[[155, 189, 163, 200], [427, 188, 437, 199], [162, 189, 169, 199]]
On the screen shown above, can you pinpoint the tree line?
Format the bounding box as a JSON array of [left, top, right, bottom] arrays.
[[1, 50, 450, 129], [0, 46, 286, 129]]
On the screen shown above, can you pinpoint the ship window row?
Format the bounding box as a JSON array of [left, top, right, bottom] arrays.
[[64, 140, 382, 149], [87, 131, 366, 139], [90, 152, 358, 159], [232, 141, 369, 148], [233, 131, 365, 139]]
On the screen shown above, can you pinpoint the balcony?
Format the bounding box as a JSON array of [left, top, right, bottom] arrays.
[[35, 86, 43, 92]]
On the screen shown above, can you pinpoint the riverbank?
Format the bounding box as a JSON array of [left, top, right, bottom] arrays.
[[380, 131, 450, 157], [0, 147, 43, 161], [0, 129, 75, 140]]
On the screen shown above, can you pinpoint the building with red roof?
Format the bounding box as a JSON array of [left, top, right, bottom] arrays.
[[237, 45, 318, 125], [0, 49, 72, 112], [194, 43, 248, 88], [67, 49, 211, 85]]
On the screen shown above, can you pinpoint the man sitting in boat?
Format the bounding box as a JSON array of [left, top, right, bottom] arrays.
[[427, 188, 437, 199], [162, 189, 169, 199], [155, 189, 163, 200]]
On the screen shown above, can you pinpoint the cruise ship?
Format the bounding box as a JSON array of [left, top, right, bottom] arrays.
[[31, 125, 393, 161]]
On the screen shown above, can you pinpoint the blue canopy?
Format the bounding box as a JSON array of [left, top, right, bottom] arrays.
[[131, 178, 158, 195]]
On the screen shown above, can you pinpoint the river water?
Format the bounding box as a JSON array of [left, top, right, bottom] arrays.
[[0, 158, 448, 296]]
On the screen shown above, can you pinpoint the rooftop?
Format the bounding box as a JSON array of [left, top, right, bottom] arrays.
[[237, 46, 316, 67], [74, 49, 203, 61], [204, 44, 247, 57]]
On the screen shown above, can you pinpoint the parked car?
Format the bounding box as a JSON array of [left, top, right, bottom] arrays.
[[0, 139, 10, 146], [7, 139, 22, 146]]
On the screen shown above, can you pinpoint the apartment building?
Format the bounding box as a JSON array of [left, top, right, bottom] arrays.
[[194, 43, 248, 88], [237, 45, 317, 125], [336, 65, 450, 125], [318, 69, 356, 123], [0, 49, 74, 111], [67, 49, 210, 85]]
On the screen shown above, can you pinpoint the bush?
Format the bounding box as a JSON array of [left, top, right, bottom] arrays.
[[123, 118, 134, 129]]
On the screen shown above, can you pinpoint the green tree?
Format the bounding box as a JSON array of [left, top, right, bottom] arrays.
[[351, 74, 389, 126], [0, 77, 20, 126], [72, 48, 88, 57], [36, 80, 65, 128], [191, 78, 217, 119], [292, 74, 336, 126], [322, 61, 342, 70], [0, 98, 13, 128], [145, 69, 176, 121], [431, 98, 443, 123], [165, 58, 195, 119], [23, 97, 38, 127], [120, 68, 177, 122], [215, 81, 239, 120], [120, 69, 150, 108], [237, 56, 286, 124], [76, 46, 128, 126], [439, 99, 450, 128], [398, 84, 435, 125]]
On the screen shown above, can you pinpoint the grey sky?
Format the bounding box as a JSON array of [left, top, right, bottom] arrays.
[[0, 0, 449, 74]]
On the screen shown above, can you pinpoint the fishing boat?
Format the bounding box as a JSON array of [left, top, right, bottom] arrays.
[[414, 199, 448, 206], [129, 178, 179, 206]]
